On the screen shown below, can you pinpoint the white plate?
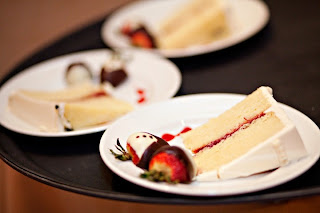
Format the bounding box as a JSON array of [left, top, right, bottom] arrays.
[[0, 49, 181, 137], [101, 0, 270, 58], [99, 94, 320, 196]]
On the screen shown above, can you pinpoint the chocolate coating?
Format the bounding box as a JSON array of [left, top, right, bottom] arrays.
[[136, 134, 168, 169], [150, 146, 195, 182], [65, 62, 93, 85], [100, 68, 127, 87]]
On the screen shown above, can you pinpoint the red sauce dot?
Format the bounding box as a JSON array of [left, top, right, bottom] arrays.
[[161, 126, 192, 142], [178, 127, 192, 135], [136, 88, 146, 104], [138, 97, 145, 103], [162, 134, 175, 142], [137, 89, 144, 95]]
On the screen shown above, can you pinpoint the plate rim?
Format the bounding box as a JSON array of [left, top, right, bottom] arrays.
[[101, 0, 271, 58], [99, 93, 320, 196], [0, 48, 182, 137]]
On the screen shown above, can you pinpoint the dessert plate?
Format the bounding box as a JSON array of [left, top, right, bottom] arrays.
[[0, 49, 181, 137], [99, 94, 320, 196], [101, 0, 270, 58]]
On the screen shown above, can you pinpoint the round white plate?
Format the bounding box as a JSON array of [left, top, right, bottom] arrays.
[[0, 49, 181, 137], [101, 0, 270, 58], [99, 94, 320, 196]]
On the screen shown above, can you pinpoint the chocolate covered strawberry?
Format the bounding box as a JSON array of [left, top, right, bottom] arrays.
[[110, 132, 168, 169], [120, 21, 156, 49], [130, 29, 155, 49], [100, 53, 128, 87], [141, 146, 196, 183], [65, 62, 93, 86]]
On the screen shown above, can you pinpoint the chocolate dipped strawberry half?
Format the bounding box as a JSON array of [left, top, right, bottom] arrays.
[[110, 132, 168, 169], [141, 145, 196, 184], [120, 20, 157, 49]]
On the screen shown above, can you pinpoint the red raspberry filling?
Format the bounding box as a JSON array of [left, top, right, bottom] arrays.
[[194, 112, 266, 153]]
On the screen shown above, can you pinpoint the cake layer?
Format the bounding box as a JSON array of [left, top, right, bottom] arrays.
[[216, 124, 307, 180], [196, 123, 307, 180], [194, 112, 285, 174], [181, 87, 276, 153], [157, 0, 229, 49], [18, 82, 106, 102], [63, 96, 133, 130]]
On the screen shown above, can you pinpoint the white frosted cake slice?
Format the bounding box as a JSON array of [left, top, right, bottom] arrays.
[[181, 86, 308, 180], [156, 0, 229, 49], [8, 83, 133, 132]]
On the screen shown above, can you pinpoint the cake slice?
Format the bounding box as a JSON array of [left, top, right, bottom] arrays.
[[181, 86, 308, 180], [156, 0, 229, 49], [8, 83, 133, 132]]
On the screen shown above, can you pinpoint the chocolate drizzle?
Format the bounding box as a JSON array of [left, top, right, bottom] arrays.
[[100, 67, 127, 87]]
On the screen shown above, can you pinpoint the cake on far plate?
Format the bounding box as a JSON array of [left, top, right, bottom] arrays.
[[8, 82, 133, 132], [156, 0, 230, 49], [181, 86, 308, 180]]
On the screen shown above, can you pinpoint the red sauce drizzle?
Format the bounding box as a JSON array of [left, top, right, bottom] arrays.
[[136, 88, 146, 104], [75, 90, 108, 101], [193, 112, 266, 153], [87, 91, 108, 98], [162, 127, 192, 142]]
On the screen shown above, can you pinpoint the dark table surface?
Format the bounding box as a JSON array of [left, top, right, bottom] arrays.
[[0, 0, 319, 205]]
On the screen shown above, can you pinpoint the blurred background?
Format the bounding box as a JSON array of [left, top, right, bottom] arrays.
[[0, 0, 133, 81]]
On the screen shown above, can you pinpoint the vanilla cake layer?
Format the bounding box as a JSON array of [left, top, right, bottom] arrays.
[[18, 82, 104, 102], [216, 124, 307, 180], [157, 0, 229, 49], [196, 123, 307, 180], [182, 87, 275, 153], [63, 97, 133, 130], [194, 112, 285, 174]]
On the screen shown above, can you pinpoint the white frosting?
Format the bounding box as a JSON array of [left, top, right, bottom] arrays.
[[8, 91, 63, 132], [127, 132, 158, 158], [66, 65, 92, 86], [56, 103, 72, 130]]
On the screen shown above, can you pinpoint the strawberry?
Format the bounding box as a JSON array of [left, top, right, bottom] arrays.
[[120, 22, 133, 36], [131, 30, 155, 48], [141, 146, 196, 183], [126, 143, 140, 165], [120, 21, 156, 48], [110, 132, 168, 169]]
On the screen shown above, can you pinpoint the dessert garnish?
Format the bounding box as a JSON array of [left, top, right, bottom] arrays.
[[120, 20, 157, 49], [110, 138, 132, 161], [136, 88, 146, 104], [110, 132, 168, 169], [110, 132, 196, 184], [65, 62, 93, 86], [140, 145, 196, 184], [161, 127, 192, 142], [100, 53, 128, 87]]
